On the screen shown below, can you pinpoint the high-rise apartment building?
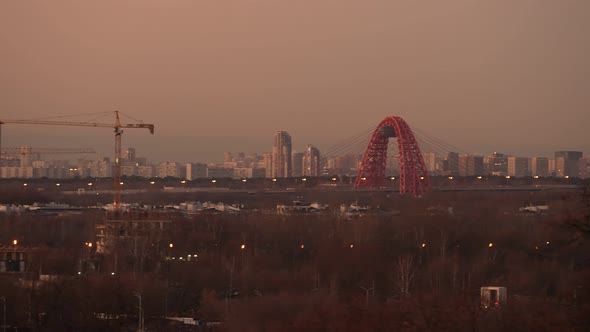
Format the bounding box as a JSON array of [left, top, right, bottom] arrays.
[[489, 152, 508, 176], [263, 152, 273, 178], [125, 148, 136, 161], [186, 162, 207, 180], [272, 131, 292, 178], [531, 157, 549, 177], [555, 151, 583, 177], [303, 144, 321, 177], [447, 152, 460, 176], [507, 157, 530, 177], [157, 162, 181, 178], [422, 152, 436, 175], [459, 155, 484, 176], [292, 152, 304, 177]]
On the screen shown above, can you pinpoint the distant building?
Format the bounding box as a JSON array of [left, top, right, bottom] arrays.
[[422, 152, 437, 175], [303, 145, 321, 177], [157, 162, 181, 178], [507, 157, 530, 177], [121, 165, 137, 177], [459, 155, 484, 176], [272, 131, 292, 178], [223, 152, 233, 163], [531, 157, 549, 177], [555, 151, 583, 177], [489, 152, 508, 176], [579, 157, 590, 179], [137, 165, 155, 178], [447, 152, 459, 176], [292, 152, 304, 177], [233, 167, 266, 179], [326, 154, 361, 176], [125, 148, 136, 161], [207, 167, 233, 178], [186, 162, 207, 180], [263, 152, 273, 178]]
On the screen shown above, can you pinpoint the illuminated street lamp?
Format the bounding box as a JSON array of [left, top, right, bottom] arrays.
[[421, 243, 426, 248], [242, 179, 247, 182], [181, 180, 186, 184], [240, 244, 246, 250], [448, 176, 453, 180], [211, 179, 217, 183], [12, 240, 17, 246], [150, 181, 155, 185], [350, 244, 354, 249], [300, 244, 305, 249], [390, 176, 395, 180], [302, 178, 307, 182], [505, 176, 511, 179], [23, 183, 27, 187], [420, 176, 424, 180], [476, 176, 482, 180], [169, 243, 174, 248], [361, 177, 366, 181], [56, 183, 61, 187], [331, 177, 337, 181], [119, 182, 124, 185], [533, 175, 540, 179], [87, 182, 93, 186], [488, 242, 494, 248], [272, 178, 277, 182]]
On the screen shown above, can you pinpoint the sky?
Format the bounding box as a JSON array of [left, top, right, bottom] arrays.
[[1, 0, 589, 163]]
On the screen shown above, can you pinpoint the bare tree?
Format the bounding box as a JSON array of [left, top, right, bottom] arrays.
[[396, 255, 415, 297]]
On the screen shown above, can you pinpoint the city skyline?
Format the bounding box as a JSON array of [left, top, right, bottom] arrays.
[[1, 1, 589, 162]]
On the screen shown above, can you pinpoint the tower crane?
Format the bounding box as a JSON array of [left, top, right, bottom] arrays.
[[0, 111, 154, 208]]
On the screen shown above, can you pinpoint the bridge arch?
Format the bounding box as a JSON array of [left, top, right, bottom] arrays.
[[354, 116, 431, 196]]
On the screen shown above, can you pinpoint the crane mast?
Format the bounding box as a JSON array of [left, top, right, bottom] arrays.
[[0, 111, 154, 209]]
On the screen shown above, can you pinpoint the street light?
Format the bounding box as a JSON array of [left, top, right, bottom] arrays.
[[12, 240, 16, 246], [488, 242, 494, 248], [181, 180, 186, 184], [169, 243, 174, 248], [240, 244, 246, 250]]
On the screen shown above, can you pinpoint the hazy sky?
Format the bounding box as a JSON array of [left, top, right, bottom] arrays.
[[1, 0, 589, 163]]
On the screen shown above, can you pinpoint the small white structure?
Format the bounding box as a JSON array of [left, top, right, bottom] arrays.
[[519, 204, 549, 213], [481, 286, 507, 309]]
